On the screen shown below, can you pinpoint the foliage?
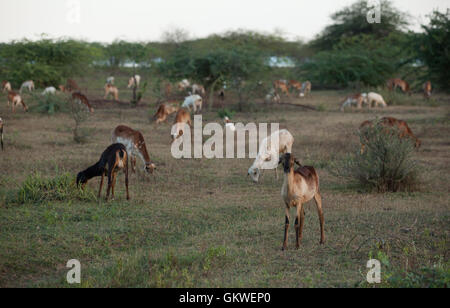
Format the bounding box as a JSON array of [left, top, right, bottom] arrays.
[[29, 92, 70, 115], [332, 121, 420, 192], [312, 0, 409, 51], [217, 108, 236, 120], [414, 10, 450, 91], [70, 97, 91, 143], [10, 172, 96, 205]]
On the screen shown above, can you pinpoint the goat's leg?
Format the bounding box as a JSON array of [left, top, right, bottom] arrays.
[[125, 157, 130, 200], [282, 207, 290, 251], [111, 171, 117, 200], [98, 172, 105, 198], [295, 203, 305, 249], [314, 192, 325, 244], [106, 169, 113, 201]]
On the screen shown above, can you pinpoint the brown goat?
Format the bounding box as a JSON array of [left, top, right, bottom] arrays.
[[7, 91, 28, 113], [423, 81, 432, 99], [154, 102, 180, 124], [387, 78, 410, 95], [273, 80, 290, 97], [280, 153, 325, 250], [72, 92, 94, 113], [172, 108, 192, 141]]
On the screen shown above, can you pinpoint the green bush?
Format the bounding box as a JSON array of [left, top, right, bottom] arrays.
[[332, 121, 420, 192], [11, 173, 96, 205], [29, 92, 70, 115]]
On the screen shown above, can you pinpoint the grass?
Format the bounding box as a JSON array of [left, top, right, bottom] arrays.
[[0, 80, 449, 287]]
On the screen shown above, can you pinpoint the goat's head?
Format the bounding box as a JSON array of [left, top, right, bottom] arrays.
[[76, 172, 87, 187], [279, 153, 301, 173], [145, 162, 156, 174], [248, 166, 260, 183]]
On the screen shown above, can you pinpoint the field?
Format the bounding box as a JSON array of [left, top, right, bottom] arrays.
[[0, 75, 449, 288]]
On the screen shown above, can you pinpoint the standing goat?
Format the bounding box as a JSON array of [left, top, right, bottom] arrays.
[[104, 84, 119, 101], [112, 125, 156, 174], [72, 92, 94, 113], [248, 129, 294, 183], [280, 153, 325, 250], [76, 143, 130, 201], [2, 81, 12, 92], [0, 117, 4, 151], [182, 94, 203, 114], [127, 75, 141, 88], [153, 102, 179, 124], [20, 80, 35, 93]]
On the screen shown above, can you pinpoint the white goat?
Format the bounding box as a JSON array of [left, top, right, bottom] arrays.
[[191, 84, 206, 96], [106, 76, 115, 85], [248, 129, 294, 183], [20, 80, 35, 93], [177, 79, 191, 91], [42, 87, 57, 95], [367, 92, 388, 108], [182, 94, 203, 113], [127, 75, 141, 88]]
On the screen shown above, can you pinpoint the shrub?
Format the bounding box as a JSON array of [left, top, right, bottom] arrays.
[[70, 97, 91, 143], [11, 172, 96, 205], [217, 108, 235, 119], [29, 92, 70, 115], [332, 121, 420, 192]]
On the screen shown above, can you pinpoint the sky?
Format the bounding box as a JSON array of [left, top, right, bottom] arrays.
[[0, 0, 448, 43]]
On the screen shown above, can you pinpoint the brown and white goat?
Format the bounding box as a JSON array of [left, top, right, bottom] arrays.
[[340, 93, 368, 111], [2, 81, 12, 92], [72, 92, 94, 113], [171, 108, 192, 141], [104, 84, 119, 101], [77, 143, 130, 201], [112, 125, 156, 174], [0, 117, 4, 151], [280, 153, 325, 250], [7, 91, 28, 113], [127, 75, 141, 88], [154, 102, 180, 124]]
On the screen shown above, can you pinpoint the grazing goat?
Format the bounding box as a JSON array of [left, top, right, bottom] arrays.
[[265, 89, 281, 104], [182, 94, 203, 114], [0, 117, 3, 151], [20, 80, 35, 93], [280, 153, 325, 250], [154, 102, 179, 124], [172, 108, 192, 141], [112, 125, 156, 174], [42, 87, 57, 95], [248, 129, 294, 183], [340, 93, 367, 111], [104, 84, 119, 101], [65, 79, 80, 92], [273, 80, 290, 97], [106, 76, 115, 85], [192, 84, 206, 96], [2, 81, 12, 92], [387, 78, 410, 95], [127, 75, 141, 88], [366, 92, 387, 108], [76, 143, 130, 201], [288, 80, 303, 93], [72, 92, 94, 113], [360, 117, 421, 152], [7, 91, 28, 113], [423, 81, 432, 99]]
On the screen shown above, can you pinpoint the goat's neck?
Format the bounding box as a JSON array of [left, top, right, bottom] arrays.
[[135, 140, 151, 165], [284, 168, 297, 199]]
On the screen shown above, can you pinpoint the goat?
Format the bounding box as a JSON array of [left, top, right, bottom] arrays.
[[360, 117, 421, 152], [42, 87, 57, 96], [300, 81, 312, 97], [340, 93, 368, 111], [191, 84, 206, 96], [248, 129, 294, 183], [423, 81, 432, 99], [0, 117, 4, 151], [265, 89, 281, 104], [106, 76, 115, 85], [366, 92, 387, 108], [7, 91, 28, 113], [72, 92, 94, 113], [112, 125, 156, 174], [104, 84, 119, 101], [177, 79, 191, 91], [2, 81, 12, 92], [288, 80, 303, 94], [65, 79, 80, 92], [172, 108, 192, 141], [127, 75, 141, 88], [280, 153, 325, 250], [154, 102, 179, 124], [20, 80, 35, 93], [387, 78, 411, 95], [76, 143, 130, 201], [182, 94, 203, 114], [273, 80, 290, 97]]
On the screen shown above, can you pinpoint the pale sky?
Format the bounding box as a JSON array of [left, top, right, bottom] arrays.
[[0, 0, 448, 43]]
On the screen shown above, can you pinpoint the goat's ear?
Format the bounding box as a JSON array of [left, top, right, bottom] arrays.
[[294, 159, 301, 166]]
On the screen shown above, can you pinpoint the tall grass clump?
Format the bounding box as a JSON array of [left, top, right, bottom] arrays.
[[29, 92, 70, 115], [332, 122, 420, 192], [10, 172, 96, 205]]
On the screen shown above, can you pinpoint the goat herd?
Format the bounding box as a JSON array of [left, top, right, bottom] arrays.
[[1, 75, 428, 250]]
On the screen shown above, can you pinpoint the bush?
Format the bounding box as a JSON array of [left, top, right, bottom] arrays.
[[10, 173, 96, 205], [70, 97, 91, 143], [332, 121, 420, 192], [29, 92, 70, 115]]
